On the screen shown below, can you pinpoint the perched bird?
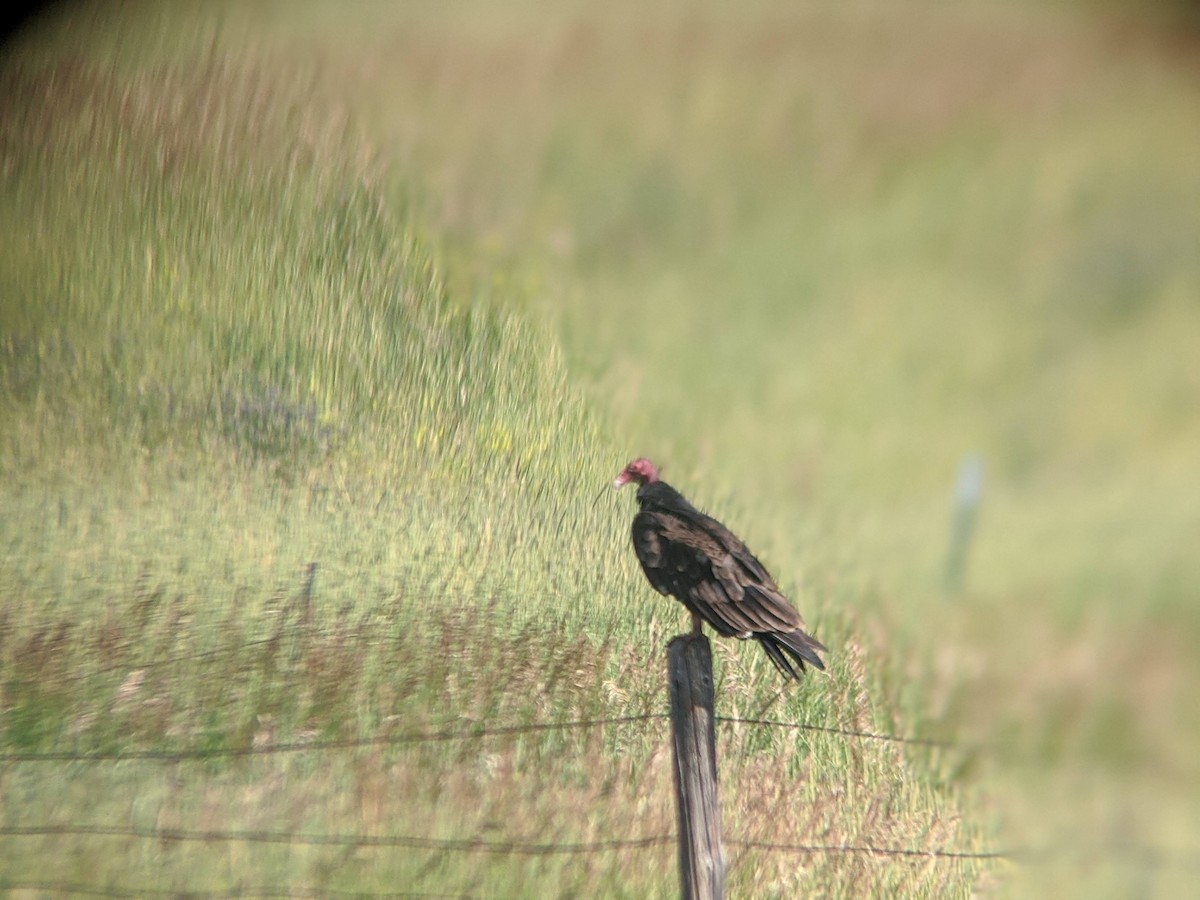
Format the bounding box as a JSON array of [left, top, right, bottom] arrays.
[[614, 457, 826, 678]]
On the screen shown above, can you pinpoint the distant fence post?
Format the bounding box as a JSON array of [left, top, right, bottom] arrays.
[[945, 454, 984, 595], [667, 633, 725, 900]]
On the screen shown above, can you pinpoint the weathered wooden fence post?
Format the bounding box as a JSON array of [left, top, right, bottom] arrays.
[[667, 633, 725, 900]]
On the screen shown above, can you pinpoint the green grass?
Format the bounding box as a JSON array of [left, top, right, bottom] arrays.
[[3, 0, 1200, 896]]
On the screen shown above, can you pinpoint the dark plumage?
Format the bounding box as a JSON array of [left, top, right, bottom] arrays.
[[614, 457, 826, 679]]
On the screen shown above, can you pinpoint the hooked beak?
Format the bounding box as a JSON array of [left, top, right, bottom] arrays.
[[594, 471, 632, 510]]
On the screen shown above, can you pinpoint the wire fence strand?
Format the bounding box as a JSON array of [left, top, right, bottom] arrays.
[[5, 709, 1197, 879], [0, 714, 667, 762], [0, 882, 476, 899], [0, 712, 970, 763], [6, 825, 1197, 872], [715, 715, 962, 749], [728, 839, 1009, 861], [0, 824, 675, 855]]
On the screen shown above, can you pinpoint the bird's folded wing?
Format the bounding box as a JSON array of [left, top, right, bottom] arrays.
[[697, 511, 777, 588], [634, 510, 803, 636], [631, 511, 673, 596]]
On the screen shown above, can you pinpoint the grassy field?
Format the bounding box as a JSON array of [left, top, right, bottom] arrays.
[[2, 0, 1199, 896]]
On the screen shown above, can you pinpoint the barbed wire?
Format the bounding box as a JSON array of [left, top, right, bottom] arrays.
[[0, 711, 967, 764], [0, 714, 666, 763], [714, 715, 961, 749], [729, 839, 1200, 871], [0, 884, 159, 900], [6, 713, 1196, 878], [0, 882, 475, 899], [5, 825, 1198, 873], [0, 824, 674, 855], [727, 839, 1008, 861]]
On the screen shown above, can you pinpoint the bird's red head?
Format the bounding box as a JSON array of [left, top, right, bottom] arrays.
[[614, 457, 660, 489]]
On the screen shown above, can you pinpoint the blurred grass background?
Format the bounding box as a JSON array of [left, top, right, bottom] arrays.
[[2, 0, 1198, 896]]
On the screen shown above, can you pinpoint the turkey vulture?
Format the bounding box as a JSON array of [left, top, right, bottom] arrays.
[[614, 458, 826, 678]]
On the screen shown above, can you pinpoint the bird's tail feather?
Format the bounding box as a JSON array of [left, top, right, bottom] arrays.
[[759, 629, 827, 679]]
